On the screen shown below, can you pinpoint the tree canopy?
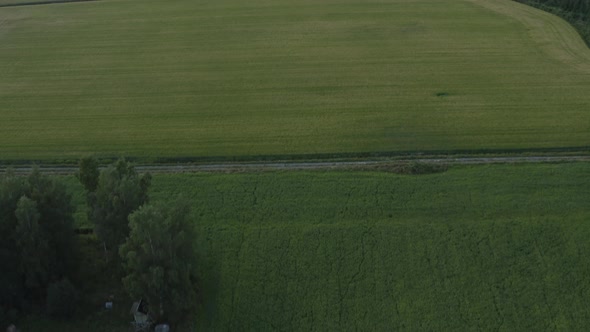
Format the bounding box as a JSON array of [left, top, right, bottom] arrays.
[[120, 199, 199, 324], [0, 169, 76, 322], [80, 158, 151, 250]]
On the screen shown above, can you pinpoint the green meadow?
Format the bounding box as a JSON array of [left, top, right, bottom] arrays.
[[52, 163, 590, 329], [156, 163, 590, 330], [1, 0, 590, 160]]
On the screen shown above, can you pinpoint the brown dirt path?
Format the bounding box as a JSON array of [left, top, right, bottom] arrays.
[[1, 155, 589, 175]]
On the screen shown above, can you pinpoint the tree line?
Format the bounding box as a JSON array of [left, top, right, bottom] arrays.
[[1, 158, 199, 329], [515, 0, 590, 16]]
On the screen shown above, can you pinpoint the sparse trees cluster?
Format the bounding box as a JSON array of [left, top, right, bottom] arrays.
[[78, 157, 199, 324], [1, 158, 199, 328], [78, 158, 151, 251]]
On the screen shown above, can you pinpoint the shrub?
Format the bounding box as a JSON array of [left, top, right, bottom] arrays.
[[46, 278, 79, 319]]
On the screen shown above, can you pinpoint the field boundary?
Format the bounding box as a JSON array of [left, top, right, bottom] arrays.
[[466, 0, 590, 73], [1, 146, 589, 166], [513, 0, 590, 47], [1, 155, 589, 175]]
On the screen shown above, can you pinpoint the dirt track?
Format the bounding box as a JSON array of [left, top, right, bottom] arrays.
[[1, 155, 589, 175]]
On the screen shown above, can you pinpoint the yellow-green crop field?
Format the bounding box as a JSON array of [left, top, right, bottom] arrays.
[[1, 0, 590, 160]]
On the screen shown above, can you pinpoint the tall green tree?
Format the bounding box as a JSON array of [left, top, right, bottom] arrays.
[[0, 169, 76, 318], [120, 199, 199, 324], [82, 159, 151, 250], [26, 168, 77, 277], [0, 170, 27, 322], [77, 156, 100, 192], [15, 196, 49, 292]]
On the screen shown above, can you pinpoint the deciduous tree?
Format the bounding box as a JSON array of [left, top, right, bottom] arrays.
[[120, 199, 198, 324], [77, 156, 100, 192], [0, 169, 76, 318], [15, 196, 48, 292], [83, 159, 151, 250]]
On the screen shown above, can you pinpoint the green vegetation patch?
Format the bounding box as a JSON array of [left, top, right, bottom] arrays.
[[113, 162, 590, 330], [1, 0, 590, 160], [193, 217, 590, 330]]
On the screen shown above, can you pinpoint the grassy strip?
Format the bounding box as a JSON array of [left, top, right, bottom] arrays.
[[1, 146, 589, 166], [145, 163, 590, 230]]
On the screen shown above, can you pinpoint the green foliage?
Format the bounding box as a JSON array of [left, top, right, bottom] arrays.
[[46, 278, 79, 319], [26, 169, 77, 279], [0, 171, 27, 317], [194, 217, 590, 330], [15, 197, 49, 291], [18, 234, 138, 331], [0, 169, 76, 317], [145, 163, 590, 330], [517, 0, 590, 16], [85, 159, 151, 250], [120, 199, 198, 324], [149, 163, 590, 227], [1, 0, 590, 160], [0, 170, 26, 234], [77, 156, 99, 192]]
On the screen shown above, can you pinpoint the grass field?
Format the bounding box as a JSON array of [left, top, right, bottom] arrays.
[[1, 0, 590, 160], [155, 163, 590, 330], [53, 163, 590, 329]]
